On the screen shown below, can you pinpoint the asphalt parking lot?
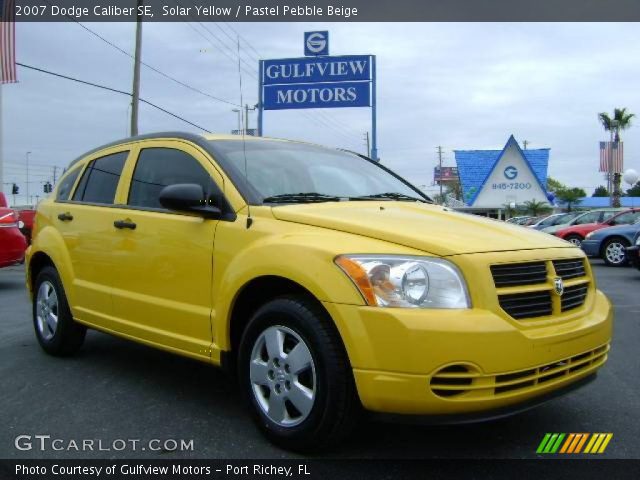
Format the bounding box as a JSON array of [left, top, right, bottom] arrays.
[[1, 261, 638, 459]]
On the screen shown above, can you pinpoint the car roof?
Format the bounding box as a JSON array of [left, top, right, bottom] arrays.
[[66, 131, 296, 169]]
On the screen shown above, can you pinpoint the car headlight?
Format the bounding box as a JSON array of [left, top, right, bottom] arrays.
[[636, 236, 640, 246], [585, 232, 594, 239], [335, 255, 470, 309]]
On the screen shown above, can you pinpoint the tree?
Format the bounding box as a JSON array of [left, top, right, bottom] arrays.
[[598, 108, 635, 207], [523, 199, 552, 216], [592, 185, 609, 197], [627, 181, 640, 197], [556, 187, 587, 212], [546, 176, 566, 193]]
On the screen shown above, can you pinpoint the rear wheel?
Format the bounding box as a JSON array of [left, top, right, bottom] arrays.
[[238, 296, 360, 452], [603, 238, 629, 267], [564, 234, 583, 247], [33, 266, 86, 356]]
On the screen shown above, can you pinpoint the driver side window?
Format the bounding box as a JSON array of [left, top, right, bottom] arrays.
[[128, 148, 218, 210]]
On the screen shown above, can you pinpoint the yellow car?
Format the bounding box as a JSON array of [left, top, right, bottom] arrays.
[[26, 133, 612, 451]]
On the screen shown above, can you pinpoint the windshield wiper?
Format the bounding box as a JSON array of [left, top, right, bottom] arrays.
[[262, 192, 342, 204], [351, 192, 428, 203]]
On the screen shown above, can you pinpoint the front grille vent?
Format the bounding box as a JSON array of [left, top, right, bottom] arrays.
[[561, 284, 589, 312], [498, 291, 552, 319], [553, 259, 586, 280], [490, 262, 547, 288]]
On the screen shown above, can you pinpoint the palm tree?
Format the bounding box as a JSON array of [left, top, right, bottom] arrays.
[[523, 199, 551, 216], [598, 108, 635, 207]]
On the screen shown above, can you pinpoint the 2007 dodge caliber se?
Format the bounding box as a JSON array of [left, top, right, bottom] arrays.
[[26, 133, 612, 451]]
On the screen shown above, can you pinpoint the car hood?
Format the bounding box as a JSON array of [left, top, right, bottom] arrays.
[[271, 202, 573, 256]]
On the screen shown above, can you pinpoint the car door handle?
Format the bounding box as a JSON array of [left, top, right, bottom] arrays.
[[113, 219, 137, 230], [57, 212, 73, 222]]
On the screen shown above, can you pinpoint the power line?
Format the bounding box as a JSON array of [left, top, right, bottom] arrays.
[[17, 63, 212, 133], [72, 21, 240, 107]]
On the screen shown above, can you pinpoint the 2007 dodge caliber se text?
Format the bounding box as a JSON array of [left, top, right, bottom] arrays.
[[25, 133, 613, 451]]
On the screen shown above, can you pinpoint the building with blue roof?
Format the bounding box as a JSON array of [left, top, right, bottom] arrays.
[[454, 135, 551, 217], [556, 196, 640, 209]]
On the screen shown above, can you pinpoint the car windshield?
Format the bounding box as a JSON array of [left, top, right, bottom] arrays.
[[208, 140, 430, 204]]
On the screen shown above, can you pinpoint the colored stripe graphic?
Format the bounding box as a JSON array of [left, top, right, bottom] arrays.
[[537, 433, 613, 454], [536, 433, 552, 454]]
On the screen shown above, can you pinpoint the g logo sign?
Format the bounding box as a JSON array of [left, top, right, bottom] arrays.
[[304, 31, 329, 56], [504, 166, 518, 180]]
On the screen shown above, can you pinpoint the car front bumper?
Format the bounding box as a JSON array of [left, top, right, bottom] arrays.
[[580, 239, 600, 257], [323, 289, 613, 417], [626, 245, 640, 269]]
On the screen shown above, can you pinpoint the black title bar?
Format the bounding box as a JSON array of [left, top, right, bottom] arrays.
[[9, 0, 640, 22]]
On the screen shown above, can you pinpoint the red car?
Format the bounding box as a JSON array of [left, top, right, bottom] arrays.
[[555, 208, 640, 247], [0, 193, 28, 268]]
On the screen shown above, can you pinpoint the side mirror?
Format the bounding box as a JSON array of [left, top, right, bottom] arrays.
[[158, 183, 222, 219]]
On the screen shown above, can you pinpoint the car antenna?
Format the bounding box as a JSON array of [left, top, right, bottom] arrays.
[[237, 35, 253, 229]]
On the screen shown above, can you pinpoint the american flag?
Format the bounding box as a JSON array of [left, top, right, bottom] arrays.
[[599, 141, 624, 173], [1, 0, 17, 84]]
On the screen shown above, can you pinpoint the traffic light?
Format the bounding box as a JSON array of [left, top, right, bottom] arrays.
[[43, 182, 53, 194], [11, 183, 19, 195]]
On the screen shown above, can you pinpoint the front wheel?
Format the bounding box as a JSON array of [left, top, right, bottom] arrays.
[[238, 296, 360, 452], [603, 238, 629, 267], [33, 266, 86, 356]]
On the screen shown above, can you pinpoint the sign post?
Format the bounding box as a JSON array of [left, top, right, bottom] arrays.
[[257, 32, 378, 160]]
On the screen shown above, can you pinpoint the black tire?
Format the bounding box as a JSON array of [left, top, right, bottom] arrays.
[[602, 237, 629, 267], [33, 266, 86, 356], [238, 296, 360, 452], [564, 234, 583, 247]]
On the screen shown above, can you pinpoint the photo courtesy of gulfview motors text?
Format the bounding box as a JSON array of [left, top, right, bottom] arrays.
[[1, 0, 640, 478]]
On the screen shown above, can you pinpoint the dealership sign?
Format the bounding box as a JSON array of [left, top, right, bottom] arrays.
[[257, 31, 378, 159], [262, 55, 373, 110]]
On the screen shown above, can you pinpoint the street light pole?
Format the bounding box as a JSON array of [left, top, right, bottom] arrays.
[[26, 151, 31, 206], [232, 108, 241, 133]]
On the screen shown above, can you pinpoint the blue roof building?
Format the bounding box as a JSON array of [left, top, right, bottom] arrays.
[[454, 135, 550, 211], [557, 197, 640, 209]]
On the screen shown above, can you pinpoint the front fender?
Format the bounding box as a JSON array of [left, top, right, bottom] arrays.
[[211, 214, 425, 352]]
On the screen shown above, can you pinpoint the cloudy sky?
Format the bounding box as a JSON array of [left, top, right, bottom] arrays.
[[3, 21, 639, 203]]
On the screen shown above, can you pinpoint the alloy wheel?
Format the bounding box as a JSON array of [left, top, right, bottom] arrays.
[[605, 242, 626, 265], [36, 281, 59, 341], [249, 325, 316, 427]]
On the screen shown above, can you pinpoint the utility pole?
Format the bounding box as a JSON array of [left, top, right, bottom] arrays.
[[232, 108, 241, 133], [26, 151, 31, 206], [53, 166, 58, 185], [130, 0, 143, 137], [437, 146, 443, 202], [364, 132, 370, 157], [523, 140, 529, 149]]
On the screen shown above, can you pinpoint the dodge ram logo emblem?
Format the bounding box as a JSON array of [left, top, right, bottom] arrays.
[[554, 277, 564, 296]]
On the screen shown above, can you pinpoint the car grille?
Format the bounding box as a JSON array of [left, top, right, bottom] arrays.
[[553, 259, 586, 280], [490, 258, 590, 321], [498, 291, 552, 319], [490, 262, 547, 287], [429, 344, 609, 399], [561, 284, 589, 312]]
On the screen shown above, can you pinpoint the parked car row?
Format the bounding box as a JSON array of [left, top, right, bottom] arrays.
[[509, 207, 640, 268]]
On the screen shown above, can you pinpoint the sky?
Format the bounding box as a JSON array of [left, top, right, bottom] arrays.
[[2, 21, 640, 204]]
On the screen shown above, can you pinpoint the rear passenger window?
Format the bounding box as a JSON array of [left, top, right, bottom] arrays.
[[55, 167, 81, 201], [72, 152, 128, 204], [128, 148, 217, 210]]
